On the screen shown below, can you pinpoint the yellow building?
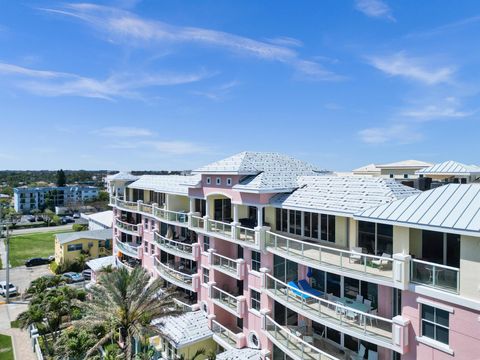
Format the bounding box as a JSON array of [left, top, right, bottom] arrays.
[[54, 229, 112, 265]]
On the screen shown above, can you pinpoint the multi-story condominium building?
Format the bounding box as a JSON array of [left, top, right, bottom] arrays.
[[109, 152, 480, 360], [14, 185, 99, 213]]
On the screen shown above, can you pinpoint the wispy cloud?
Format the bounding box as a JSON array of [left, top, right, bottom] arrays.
[[191, 80, 240, 101], [40, 3, 341, 81], [95, 126, 154, 137], [0, 61, 210, 100], [142, 140, 210, 155], [407, 15, 480, 38], [401, 98, 474, 121], [358, 124, 422, 144], [266, 36, 303, 48], [355, 0, 395, 21], [367, 52, 455, 85]]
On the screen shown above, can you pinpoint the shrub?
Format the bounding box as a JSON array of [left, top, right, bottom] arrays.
[[49, 261, 58, 274], [51, 215, 61, 226], [72, 224, 88, 232]]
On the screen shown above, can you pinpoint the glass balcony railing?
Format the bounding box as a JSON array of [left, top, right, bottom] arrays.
[[115, 198, 138, 212], [153, 257, 194, 291], [190, 215, 205, 229], [115, 218, 140, 235], [212, 320, 239, 348], [115, 237, 141, 259], [153, 207, 189, 224], [212, 253, 243, 278], [410, 259, 459, 294], [264, 274, 393, 345], [236, 224, 256, 243], [266, 231, 394, 282], [211, 286, 241, 315], [154, 232, 195, 259], [264, 316, 339, 360], [207, 218, 233, 238]]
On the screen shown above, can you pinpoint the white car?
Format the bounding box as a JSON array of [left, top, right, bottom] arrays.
[[0, 281, 18, 297]]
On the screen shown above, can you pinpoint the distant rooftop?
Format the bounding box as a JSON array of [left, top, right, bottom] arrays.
[[216, 348, 262, 360], [56, 229, 112, 245], [84, 210, 113, 228], [128, 175, 201, 196], [416, 160, 480, 176], [356, 184, 480, 236], [86, 255, 116, 272], [271, 176, 421, 216], [106, 171, 139, 181], [153, 310, 211, 349], [352, 163, 380, 174], [377, 160, 433, 169]]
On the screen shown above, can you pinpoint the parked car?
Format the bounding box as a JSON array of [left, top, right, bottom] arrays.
[[61, 272, 84, 283], [25, 257, 52, 267], [73, 212, 80, 219], [61, 216, 75, 224], [82, 269, 92, 281], [0, 281, 18, 297], [26, 215, 35, 222]]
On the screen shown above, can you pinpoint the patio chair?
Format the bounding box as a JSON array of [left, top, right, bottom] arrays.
[[287, 281, 314, 303], [368, 350, 378, 360], [298, 279, 324, 298], [368, 308, 378, 326], [349, 247, 363, 263], [371, 253, 392, 269], [349, 344, 366, 360], [346, 309, 357, 321], [335, 301, 345, 316], [356, 294, 364, 303], [364, 299, 372, 309]]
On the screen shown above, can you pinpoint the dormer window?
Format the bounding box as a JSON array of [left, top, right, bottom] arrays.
[[216, 177, 221, 185], [206, 177, 211, 185]]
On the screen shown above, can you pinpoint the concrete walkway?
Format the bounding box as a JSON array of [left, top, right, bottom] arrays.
[[0, 302, 36, 360], [0, 237, 8, 269]]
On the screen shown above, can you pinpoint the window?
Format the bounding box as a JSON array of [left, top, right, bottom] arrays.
[[67, 244, 83, 252], [227, 178, 232, 186], [202, 268, 209, 284], [358, 221, 393, 255], [237, 317, 243, 329], [390, 174, 394, 178], [421, 304, 449, 345], [422, 231, 460, 267], [216, 177, 221, 185], [251, 289, 261, 311], [203, 236, 210, 252], [404, 174, 409, 179], [163, 342, 177, 359], [251, 251, 261, 272], [206, 177, 211, 185]]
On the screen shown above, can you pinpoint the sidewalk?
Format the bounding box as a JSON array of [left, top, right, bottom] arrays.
[[0, 237, 8, 269], [0, 302, 36, 360]]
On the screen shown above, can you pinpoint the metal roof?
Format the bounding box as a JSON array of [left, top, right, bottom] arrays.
[[216, 348, 262, 360], [84, 210, 113, 228], [270, 176, 420, 216], [56, 229, 112, 245], [352, 163, 380, 174], [153, 310, 212, 348], [106, 171, 139, 181], [355, 184, 480, 236], [128, 175, 201, 195], [86, 255, 116, 272], [416, 160, 480, 176], [377, 160, 433, 169]]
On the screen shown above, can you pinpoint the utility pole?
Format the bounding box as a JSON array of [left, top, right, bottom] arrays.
[[5, 223, 10, 304]]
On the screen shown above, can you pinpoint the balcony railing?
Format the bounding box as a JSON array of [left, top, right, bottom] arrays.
[[115, 198, 138, 212], [236, 224, 255, 243], [212, 253, 244, 279], [154, 232, 195, 260], [264, 316, 339, 360], [139, 202, 153, 214], [190, 215, 204, 229], [115, 238, 141, 259], [153, 207, 188, 224], [264, 274, 393, 345], [115, 218, 141, 236], [192, 217, 257, 246], [211, 286, 241, 316], [266, 231, 394, 282], [153, 257, 194, 291], [207, 218, 233, 237], [212, 320, 239, 348], [410, 259, 459, 294]]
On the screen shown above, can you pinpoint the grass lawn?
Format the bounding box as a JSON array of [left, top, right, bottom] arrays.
[[0, 334, 14, 360], [9, 230, 71, 267]]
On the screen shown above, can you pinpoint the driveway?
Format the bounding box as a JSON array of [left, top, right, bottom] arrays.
[[0, 265, 51, 297]]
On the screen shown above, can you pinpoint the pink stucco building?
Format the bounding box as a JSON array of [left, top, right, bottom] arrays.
[[107, 152, 480, 360]]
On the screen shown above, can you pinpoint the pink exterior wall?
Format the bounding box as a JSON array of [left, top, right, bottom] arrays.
[[402, 290, 480, 360]]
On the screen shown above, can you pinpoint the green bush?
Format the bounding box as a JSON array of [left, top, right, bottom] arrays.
[[52, 215, 61, 226], [15, 222, 47, 230], [49, 261, 58, 274], [72, 224, 88, 232], [55, 259, 85, 274]]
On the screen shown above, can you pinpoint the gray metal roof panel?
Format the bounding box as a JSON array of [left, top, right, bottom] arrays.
[[128, 175, 201, 195], [416, 160, 480, 175]]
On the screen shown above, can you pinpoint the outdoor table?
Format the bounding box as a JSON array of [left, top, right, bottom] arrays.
[[337, 297, 371, 324]]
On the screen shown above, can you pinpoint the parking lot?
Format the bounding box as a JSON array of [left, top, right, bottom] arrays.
[[0, 264, 52, 298]]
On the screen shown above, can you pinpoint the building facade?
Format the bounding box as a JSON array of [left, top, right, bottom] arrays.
[[14, 185, 99, 213], [110, 152, 480, 360]]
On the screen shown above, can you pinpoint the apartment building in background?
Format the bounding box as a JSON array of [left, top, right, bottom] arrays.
[[108, 152, 480, 360], [13, 185, 99, 213]]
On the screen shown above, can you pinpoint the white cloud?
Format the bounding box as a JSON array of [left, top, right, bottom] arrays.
[[266, 36, 303, 48], [355, 0, 395, 21], [192, 80, 240, 101], [359, 124, 422, 144], [368, 52, 455, 85], [96, 126, 154, 137], [0, 62, 210, 100], [41, 3, 340, 81], [142, 141, 210, 155], [401, 105, 473, 121]]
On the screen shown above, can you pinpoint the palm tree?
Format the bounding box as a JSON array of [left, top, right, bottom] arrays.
[[74, 266, 183, 360]]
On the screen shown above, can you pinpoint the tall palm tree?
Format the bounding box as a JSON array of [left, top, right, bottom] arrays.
[[75, 266, 182, 360]]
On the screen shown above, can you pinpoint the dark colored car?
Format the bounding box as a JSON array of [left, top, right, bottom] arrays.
[[25, 257, 52, 267]]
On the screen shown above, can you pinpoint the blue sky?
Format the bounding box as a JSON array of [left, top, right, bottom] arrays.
[[0, 0, 479, 171]]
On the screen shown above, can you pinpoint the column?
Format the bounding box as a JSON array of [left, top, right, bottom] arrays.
[[257, 206, 263, 227], [233, 204, 239, 223], [189, 197, 195, 213]]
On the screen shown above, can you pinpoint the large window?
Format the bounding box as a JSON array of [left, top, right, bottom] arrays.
[[202, 268, 209, 284], [149, 191, 165, 205], [195, 199, 206, 216], [214, 198, 231, 222], [203, 236, 210, 252], [421, 304, 449, 345], [422, 231, 460, 267], [251, 251, 261, 272], [67, 244, 82, 252], [251, 289, 261, 311], [358, 221, 393, 255], [273, 255, 297, 283], [276, 209, 335, 242]]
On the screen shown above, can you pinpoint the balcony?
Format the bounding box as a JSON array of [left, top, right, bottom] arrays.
[[190, 217, 259, 247], [115, 237, 141, 259], [211, 320, 243, 349], [211, 252, 245, 280], [190, 215, 205, 229], [115, 218, 141, 236], [264, 316, 339, 360], [153, 257, 195, 292], [266, 231, 395, 285], [154, 232, 197, 260], [211, 286, 244, 317], [153, 207, 189, 226], [115, 197, 138, 212], [264, 274, 396, 350], [410, 259, 459, 294]]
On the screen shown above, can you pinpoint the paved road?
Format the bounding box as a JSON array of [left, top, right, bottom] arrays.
[[10, 224, 73, 235], [0, 265, 51, 297]]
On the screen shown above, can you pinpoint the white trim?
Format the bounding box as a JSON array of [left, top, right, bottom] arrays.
[[248, 308, 262, 318], [409, 284, 480, 311], [416, 336, 454, 355], [417, 297, 454, 313], [248, 270, 262, 278]]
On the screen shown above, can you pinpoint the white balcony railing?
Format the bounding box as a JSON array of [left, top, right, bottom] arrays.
[[153, 207, 188, 224], [264, 316, 339, 360], [207, 218, 233, 237], [212, 252, 244, 279], [212, 320, 239, 348], [236, 224, 255, 243], [190, 215, 205, 229], [115, 198, 138, 212], [410, 259, 459, 294], [154, 232, 195, 260], [211, 286, 242, 316], [153, 257, 194, 291], [266, 231, 394, 282], [115, 218, 141, 236], [264, 274, 393, 345], [115, 237, 141, 259]]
